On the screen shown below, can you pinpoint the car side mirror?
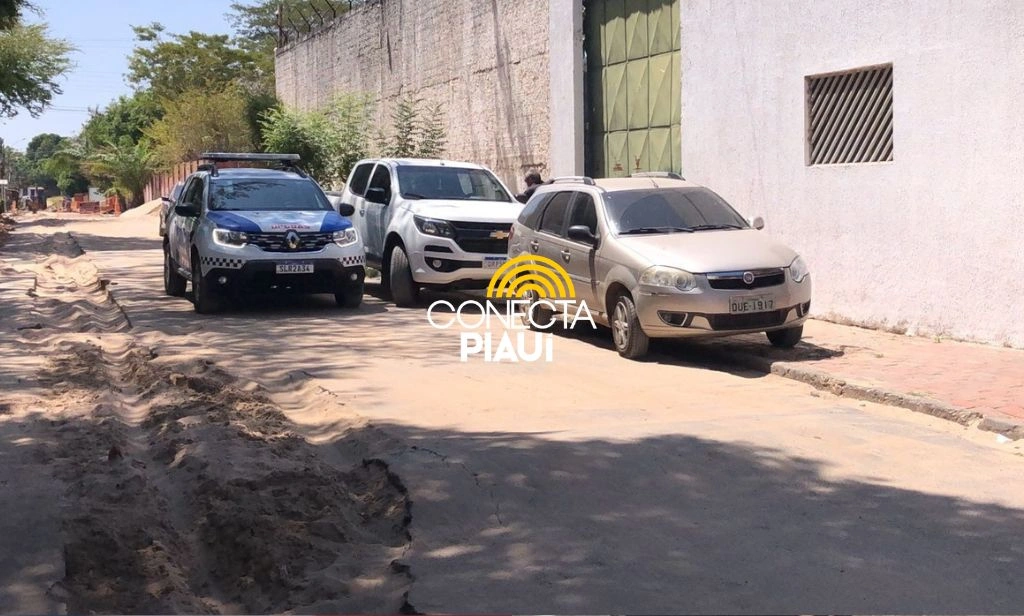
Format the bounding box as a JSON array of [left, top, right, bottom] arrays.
[[567, 225, 598, 246], [338, 202, 356, 217], [365, 187, 388, 205], [175, 203, 199, 218], [749, 216, 765, 230]]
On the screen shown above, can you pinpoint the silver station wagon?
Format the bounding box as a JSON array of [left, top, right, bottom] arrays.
[[507, 174, 812, 359]]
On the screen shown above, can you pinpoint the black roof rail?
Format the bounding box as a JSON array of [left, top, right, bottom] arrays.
[[631, 171, 685, 180], [548, 176, 596, 186]]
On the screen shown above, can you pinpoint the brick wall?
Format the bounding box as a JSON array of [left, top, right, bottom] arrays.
[[274, 0, 552, 190]]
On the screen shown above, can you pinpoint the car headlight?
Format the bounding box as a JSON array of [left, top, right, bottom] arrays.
[[414, 215, 455, 238], [789, 255, 809, 283], [333, 228, 359, 247], [212, 228, 248, 247], [639, 265, 698, 292]]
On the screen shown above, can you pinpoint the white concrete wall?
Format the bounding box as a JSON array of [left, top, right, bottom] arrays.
[[275, 0, 552, 189], [680, 0, 1024, 347]]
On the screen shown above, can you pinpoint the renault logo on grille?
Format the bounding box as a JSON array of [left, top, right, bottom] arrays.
[[490, 230, 510, 240], [742, 271, 756, 285], [285, 230, 301, 250]]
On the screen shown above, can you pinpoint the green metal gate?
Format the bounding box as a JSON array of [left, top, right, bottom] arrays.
[[584, 0, 681, 178]]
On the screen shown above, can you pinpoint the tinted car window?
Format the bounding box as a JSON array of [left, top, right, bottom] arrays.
[[348, 163, 373, 196], [209, 178, 333, 212], [604, 188, 749, 234], [182, 177, 204, 207], [368, 165, 392, 201], [396, 166, 512, 202], [567, 192, 598, 235], [518, 192, 555, 229], [539, 192, 573, 235], [170, 181, 185, 201]]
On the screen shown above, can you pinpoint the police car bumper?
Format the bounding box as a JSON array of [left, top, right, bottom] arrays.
[[202, 258, 366, 295]]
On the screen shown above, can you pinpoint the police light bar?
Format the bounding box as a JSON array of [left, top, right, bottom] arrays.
[[200, 152, 301, 163]]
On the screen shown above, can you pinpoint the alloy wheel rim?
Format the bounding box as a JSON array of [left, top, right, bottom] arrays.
[[612, 303, 629, 348]]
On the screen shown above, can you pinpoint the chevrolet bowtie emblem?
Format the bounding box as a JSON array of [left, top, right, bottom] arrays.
[[490, 230, 510, 240], [285, 230, 301, 250]]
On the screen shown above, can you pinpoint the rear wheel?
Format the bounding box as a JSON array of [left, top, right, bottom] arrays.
[[388, 245, 419, 307], [766, 325, 803, 348], [520, 289, 554, 331], [163, 245, 186, 297], [610, 293, 650, 359], [191, 253, 222, 314], [335, 282, 364, 309]]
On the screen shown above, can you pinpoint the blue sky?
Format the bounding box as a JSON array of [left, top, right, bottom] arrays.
[[0, 0, 238, 150]]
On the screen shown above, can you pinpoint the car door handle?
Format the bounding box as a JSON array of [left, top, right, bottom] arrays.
[[560, 249, 571, 262], [359, 208, 365, 215], [529, 241, 539, 253]]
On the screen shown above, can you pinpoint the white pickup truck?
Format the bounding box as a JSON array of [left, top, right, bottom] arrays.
[[336, 158, 523, 306]]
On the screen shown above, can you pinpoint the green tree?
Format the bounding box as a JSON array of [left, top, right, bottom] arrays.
[[80, 91, 164, 151], [127, 23, 269, 100], [229, 1, 363, 46], [84, 139, 157, 208], [377, 97, 448, 159], [260, 94, 372, 186], [146, 86, 256, 166], [41, 140, 90, 196], [0, 21, 73, 118]]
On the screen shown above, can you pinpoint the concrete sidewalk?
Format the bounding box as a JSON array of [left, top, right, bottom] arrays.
[[699, 320, 1024, 439]]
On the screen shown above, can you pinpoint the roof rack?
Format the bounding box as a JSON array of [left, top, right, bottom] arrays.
[[198, 152, 307, 178], [548, 176, 596, 186], [631, 171, 685, 180]]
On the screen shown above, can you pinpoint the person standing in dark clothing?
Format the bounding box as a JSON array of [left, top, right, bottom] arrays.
[[515, 170, 544, 203]]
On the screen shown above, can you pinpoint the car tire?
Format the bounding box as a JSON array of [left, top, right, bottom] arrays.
[[610, 293, 649, 359], [521, 290, 554, 331], [388, 245, 419, 307], [335, 282, 364, 309], [191, 253, 222, 314], [766, 325, 803, 348], [163, 245, 187, 297]]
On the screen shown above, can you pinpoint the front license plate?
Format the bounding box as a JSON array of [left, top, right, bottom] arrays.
[[730, 295, 775, 314], [276, 262, 314, 274], [483, 257, 506, 270]]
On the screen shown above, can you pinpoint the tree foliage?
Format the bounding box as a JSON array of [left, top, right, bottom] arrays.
[[260, 94, 372, 187], [229, 1, 363, 46], [127, 23, 269, 100], [377, 97, 447, 159], [40, 140, 89, 196], [146, 87, 256, 167], [81, 91, 163, 150], [0, 21, 73, 118], [83, 139, 157, 207]]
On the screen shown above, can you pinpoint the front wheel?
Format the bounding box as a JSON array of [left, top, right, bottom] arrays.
[[163, 246, 187, 297], [766, 325, 803, 348], [610, 294, 650, 359], [388, 245, 419, 307], [335, 282, 364, 309], [191, 254, 222, 314]]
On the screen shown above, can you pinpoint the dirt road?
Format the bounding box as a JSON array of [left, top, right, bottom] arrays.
[[3, 211, 1024, 614]]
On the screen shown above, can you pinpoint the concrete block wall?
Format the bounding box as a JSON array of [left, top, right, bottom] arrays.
[[275, 0, 552, 190]]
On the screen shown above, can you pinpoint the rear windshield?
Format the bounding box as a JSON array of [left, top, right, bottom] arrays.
[[396, 166, 512, 202], [208, 178, 333, 212], [604, 188, 749, 234]]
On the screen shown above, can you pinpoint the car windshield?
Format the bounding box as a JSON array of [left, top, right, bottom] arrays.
[[396, 166, 512, 202], [604, 188, 749, 234], [208, 178, 333, 212]]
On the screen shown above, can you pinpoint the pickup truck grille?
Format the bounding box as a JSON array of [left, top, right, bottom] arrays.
[[248, 232, 333, 253], [449, 221, 512, 255]]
